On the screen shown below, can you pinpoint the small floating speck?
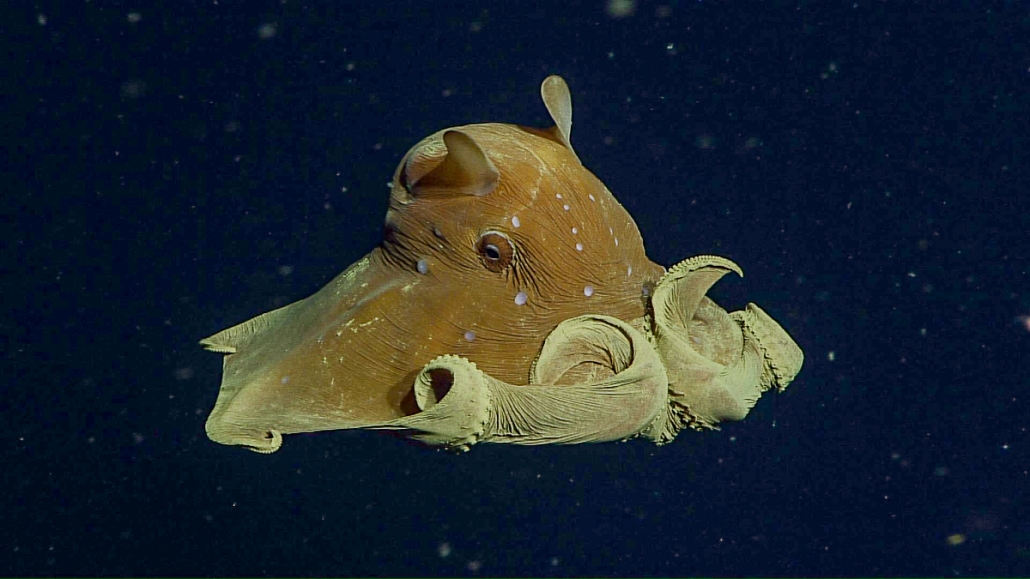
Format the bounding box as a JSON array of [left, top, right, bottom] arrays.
[[563, 204, 570, 211], [416, 259, 429, 274], [584, 285, 594, 297], [575, 242, 584, 252], [512, 215, 521, 228], [627, 265, 633, 276], [257, 22, 278, 40], [589, 194, 596, 201], [514, 291, 528, 306], [614, 237, 619, 247], [556, 193, 563, 199], [571, 227, 578, 234], [464, 330, 476, 342]]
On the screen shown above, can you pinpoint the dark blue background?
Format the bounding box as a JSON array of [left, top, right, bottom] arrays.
[[5, 1, 1029, 576]]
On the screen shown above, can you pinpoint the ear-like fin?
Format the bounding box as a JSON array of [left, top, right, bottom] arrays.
[[409, 130, 499, 197], [541, 75, 580, 162]]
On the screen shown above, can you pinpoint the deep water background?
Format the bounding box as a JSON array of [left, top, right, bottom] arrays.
[[5, 1, 1029, 576]]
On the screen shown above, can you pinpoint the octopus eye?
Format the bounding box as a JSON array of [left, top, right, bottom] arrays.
[[476, 231, 513, 272]]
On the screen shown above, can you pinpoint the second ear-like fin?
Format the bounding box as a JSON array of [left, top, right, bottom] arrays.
[[541, 75, 580, 163]]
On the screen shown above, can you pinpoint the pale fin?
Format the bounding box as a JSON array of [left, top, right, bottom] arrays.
[[541, 75, 580, 162], [409, 130, 499, 197]]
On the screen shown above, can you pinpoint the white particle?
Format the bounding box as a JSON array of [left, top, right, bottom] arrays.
[[416, 259, 429, 274], [514, 291, 528, 306], [589, 194, 596, 201], [556, 193, 563, 199], [609, 227, 614, 235], [614, 237, 619, 246], [575, 242, 584, 252], [257, 22, 278, 39], [627, 265, 633, 276], [563, 204, 570, 211], [512, 215, 521, 228], [571, 227, 578, 234], [584, 285, 594, 297], [464, 330, 476, 342]]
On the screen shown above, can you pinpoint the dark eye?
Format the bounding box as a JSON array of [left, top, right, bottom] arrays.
[[476, 231, 513, 272]]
